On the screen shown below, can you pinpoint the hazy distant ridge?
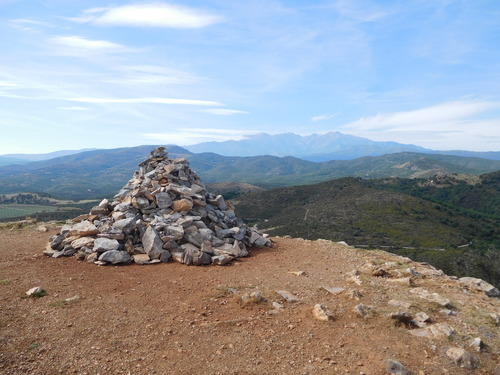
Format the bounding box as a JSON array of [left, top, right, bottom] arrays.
[[185, 132, 500, 161], [185, 132, 428, 161]]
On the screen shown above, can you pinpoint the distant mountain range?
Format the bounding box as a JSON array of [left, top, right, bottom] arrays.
[[0, 145, 499, 200], [1, 133, 498, 167], [0, 148, 96, 165], [185, 132, 500, 161]]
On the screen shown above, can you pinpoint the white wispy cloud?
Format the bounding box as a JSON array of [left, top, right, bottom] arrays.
[[0, 91, 25, 99], [50, 35, 129, 53], [341, 100, 500, 150], [71, 3, 223, 28], [0, 81, 18, 87], [58, 106, 91, 111], [68, 97, 223, 106], [311, 113, 340, 122], [200, 108, 248, 116], [342, 101, 499, 131], [143, 128, 259, 145], [10, 18, 54, 31], [331, 0, 392, 23], [101, 65, 200, 86]]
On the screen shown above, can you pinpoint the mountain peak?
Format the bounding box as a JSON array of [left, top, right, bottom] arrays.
[[186, 131, 428, 160]]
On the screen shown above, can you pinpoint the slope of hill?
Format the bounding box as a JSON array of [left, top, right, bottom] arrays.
[[234, 176, 500, 286], [234, 177, 499, 248], [0, 156, 30, 167], [0, 148, 97, 162], [367, 170, 500, 217], [0, 145, 498, 200], [0, 145, 192, 199], [205, 182, 266, 200]]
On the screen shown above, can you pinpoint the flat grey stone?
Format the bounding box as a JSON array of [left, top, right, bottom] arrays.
[[276, 290, 299, 303], [98, 250, 131, 264], [113, 217, 137, 234], [322, 286, 345, 295], [155, 192, 172, 209], [212, 255, 233, 265], [386, 359, 414, 375], [159, 249, 171, 262], [93, 238, 120, 253]]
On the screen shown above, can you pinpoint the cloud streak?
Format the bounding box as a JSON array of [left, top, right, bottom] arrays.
[[101, 65, 200, 86], [0, 82, 18, 87], [201, 108, 248, 116], [341, 101, 500, 150], [311, 113, 340, 122], [71, 3, 223, 28], [342, 101, 500, 131], [143, 128, 260, 145], [50, 35, 131, 54], [58, 106, 91, 111], [68, 97, 223, 106]]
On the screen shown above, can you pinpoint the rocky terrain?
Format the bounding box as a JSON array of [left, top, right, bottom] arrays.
[[1, 222, 499, 375], [43, 147, 270, 267]]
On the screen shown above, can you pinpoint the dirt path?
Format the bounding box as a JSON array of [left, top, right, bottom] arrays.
[[1, 225, 499, 374]]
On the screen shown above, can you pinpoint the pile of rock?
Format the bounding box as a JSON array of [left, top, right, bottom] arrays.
[[44, 147, 271, 266]]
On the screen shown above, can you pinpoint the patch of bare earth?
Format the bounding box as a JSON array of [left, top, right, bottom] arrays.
[[1, 225, 499, 375]]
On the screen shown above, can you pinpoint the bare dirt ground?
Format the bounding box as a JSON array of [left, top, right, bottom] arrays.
[[1, 224, 499, 375]]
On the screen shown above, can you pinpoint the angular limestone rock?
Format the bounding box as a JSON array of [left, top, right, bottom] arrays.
[[212, 255, 233, 265], [386, 359, 414, 375], [142, 226, 163, 260], [98, 250, 131, 264], [410, 287, 451, 307], [132, 254, 150, 265], [241, 291, 265, 305], [71, 237, 95, 249], [44, 147, 271, 266], [276, 290, 299, 303], [470, 337, 485, 352], [322, 286, 345, 295], [312, 304, 332, 321], [388, 300, 412, 309], [93, 238, 120, 253], [458, 277, 500, 298], [353, 304, 373, 318], [68, 221, 99, 236], [426, 323, 455, 338], [446, 347, 479, 369], [490, 313, 500, 326], [26, 287, 47, 297]]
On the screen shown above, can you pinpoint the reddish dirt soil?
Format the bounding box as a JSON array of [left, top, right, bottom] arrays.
[[1, 224, 499, 375]]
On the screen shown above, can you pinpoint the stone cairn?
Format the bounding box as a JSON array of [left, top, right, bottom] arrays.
[[44, 147, 271, 266]]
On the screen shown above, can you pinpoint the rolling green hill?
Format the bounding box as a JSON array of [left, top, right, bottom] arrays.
[[205, 182, 266, 200], [0, 145, 499, 200], [234, 174, 500, 287], [234, 177, 499, 248]]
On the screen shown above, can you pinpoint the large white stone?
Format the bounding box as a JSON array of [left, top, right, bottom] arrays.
[[142, 226, 163, 260]]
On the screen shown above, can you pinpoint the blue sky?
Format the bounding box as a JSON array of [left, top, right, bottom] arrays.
[[0, 0, 499, 154]]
